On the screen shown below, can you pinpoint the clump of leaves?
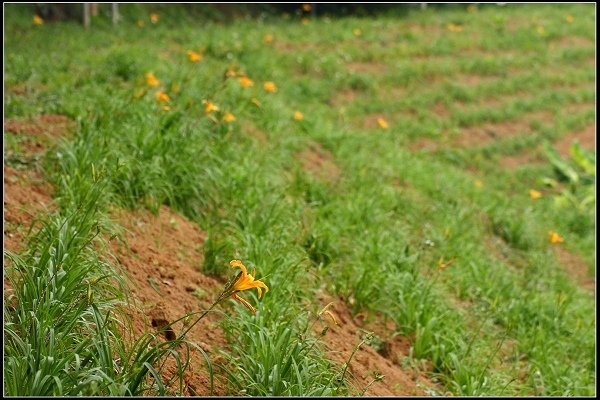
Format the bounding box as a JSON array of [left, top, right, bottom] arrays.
[[542, 141, 595, 215]]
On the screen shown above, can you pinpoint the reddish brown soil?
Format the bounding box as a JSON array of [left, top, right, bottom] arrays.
[[430, 101, 450, 118], [347, 61, 388, 75], [315, 296, 439, 396], [5, 114, 74, 138], [241, 121, 268, 144], [3, 166, 55, 254], [4, 114, 69, 291], [498, 147, 546, 170], [329, 88, 360, 107], [412, 111, 555, 152], [297, 142, 341, 182], [109, 205, 229, 395], [5, 114, 75, 162], [553, 35, 594, 48], [554, 123, 596, 158], [553, 247, 595, 293], [453, 73, 500, 87], [561, 102, 595, 116]]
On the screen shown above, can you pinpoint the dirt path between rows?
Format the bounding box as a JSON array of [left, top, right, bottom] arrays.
[[109, 205, 229, 395], [315, 294, 441, 396]]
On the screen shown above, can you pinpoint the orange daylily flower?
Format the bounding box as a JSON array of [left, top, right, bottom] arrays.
[[229, 259, 269, 298], [301, 17, 310, 26], [187, 50, 202, 63], [203, 100, 219, 113], [293, 111, 304, 121], [155, 91, 170, 103], [263, 81, 277, 93], [150, 13, 159, 24], [33, 15, 44, 25], [238, 76, 254, 88], [223, 112, 236, 123], [529, 189, 542, 200], [548, 231, 563, 244], [377, 118, 389, 129], [146, 72, 160, 87], [302, 3, 312, 12]]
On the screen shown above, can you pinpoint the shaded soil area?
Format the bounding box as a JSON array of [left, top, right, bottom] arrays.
[[315, 295, 440, 396], [110, 205, 229, 395]]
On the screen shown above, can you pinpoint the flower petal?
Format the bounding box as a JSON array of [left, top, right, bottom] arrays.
[[230, 259, 247, 276]]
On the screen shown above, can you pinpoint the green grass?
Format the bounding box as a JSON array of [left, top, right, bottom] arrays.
[[4, 3, 596, 396]]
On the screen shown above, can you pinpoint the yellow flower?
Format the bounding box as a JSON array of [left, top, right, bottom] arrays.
[[223, 112, 236, 123], [301, 17, 310, 25], [529, 189, 542, 200], [447, 23, 464, 33], [474, 179, 483, 188], [548, 231, 564, 244], [33, 15, 44, 25], [150, 13, 159, 24], [162, 105, 171, 112], [566, 15, 574, 24], [263, 81, 277, 93], [238, 76, 254, 88], [302, 3, 312, 12], [264, 34, 274, 43], [229, 259, 269, 298], [146, 72, 160, 87], [137, 19, 145, 28], [536, 26, 545, 35], [203, 100, 219, 113], [377, 117, 389, 129], [155, 91, 170, 103], [187, 50, 202, 63], [353, 28, 362, 37], [293, 111, 304, 121]]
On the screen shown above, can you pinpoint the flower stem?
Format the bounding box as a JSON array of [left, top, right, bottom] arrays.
[[177, 294, 226, 341]]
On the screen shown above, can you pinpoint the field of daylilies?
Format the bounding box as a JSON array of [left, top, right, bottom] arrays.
[[3, 3, 596, 396]]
